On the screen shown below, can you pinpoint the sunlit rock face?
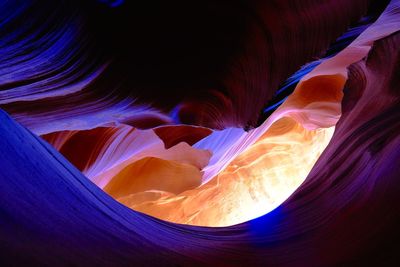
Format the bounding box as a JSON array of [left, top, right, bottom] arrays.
[[40, 49, 345, 226], [116, 120, 335, 226], [0, 0, 400, 266], [43, 116, 335, 226]]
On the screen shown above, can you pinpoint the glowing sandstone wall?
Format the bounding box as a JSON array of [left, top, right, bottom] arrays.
[[0, 0, 400, 266]]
